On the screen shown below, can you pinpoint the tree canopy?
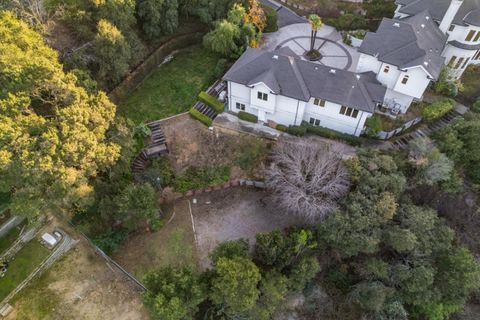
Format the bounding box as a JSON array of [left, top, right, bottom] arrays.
[[0, 11, 120, 219]]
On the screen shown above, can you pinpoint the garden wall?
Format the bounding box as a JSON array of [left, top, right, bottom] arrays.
[[108, 32, 204, 104]]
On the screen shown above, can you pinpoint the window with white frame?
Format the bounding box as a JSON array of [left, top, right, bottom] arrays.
[[465, 30, 476, 41], [257, 91, 268, 101], [339, 106, 359, 118], [309, 117, 321, 126], [313, 98, 325, 107], [401, 75, 409, 84], [236, 102, 245, 111], [383, 65, 390, 73], [448, 24, 455, 32]]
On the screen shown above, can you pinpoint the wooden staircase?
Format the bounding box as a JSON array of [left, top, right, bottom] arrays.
[[390, 109, 462, 150], [132, 121, 169, 179]]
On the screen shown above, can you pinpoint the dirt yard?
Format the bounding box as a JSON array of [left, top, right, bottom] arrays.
[[113, 200, 197, 276], [191, 188, 305, 269], [160, 114, 271, 180], [7, 238, 149, 320]]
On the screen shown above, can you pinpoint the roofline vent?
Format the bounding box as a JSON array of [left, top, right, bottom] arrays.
[[426, 16, 430, 20], [329, 69, 336, 74], [421, 24, 425, 28], [356, 75, 361, 80], [393, 22, 400, 27], [272, 55, 279, 60]]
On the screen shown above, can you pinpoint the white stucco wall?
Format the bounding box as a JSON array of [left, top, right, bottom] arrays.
[[439, 0, 464, 33], [302, 98, 371, 136], [384, 89, 415, 113], [392, 67, 431, 99], [227, 81, 370, 136]]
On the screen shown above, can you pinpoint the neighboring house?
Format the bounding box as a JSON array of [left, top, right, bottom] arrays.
[[395, 0, 480, 79], [223, 48, 386, 136], [357, 11, 447, 114]]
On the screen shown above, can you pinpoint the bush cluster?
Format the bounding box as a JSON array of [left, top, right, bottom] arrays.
[[422, 99, 455, 122], [302, 122, 363, 146], [238, 111, 258, 123], [198, 91, 224, 113], [275, 124, 287, 132], [189, 107, 213, 126], [287, 125, 306, 136], [174, 166, 231, 192], [262, 5, 278, 33]]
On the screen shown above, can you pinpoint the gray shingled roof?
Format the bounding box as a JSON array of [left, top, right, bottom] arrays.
[[358, 11, 446, 79], [223, 48, 386, 113], [397, 0, 480, 27]]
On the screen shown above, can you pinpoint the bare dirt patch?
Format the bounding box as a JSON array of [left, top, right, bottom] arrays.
[[160, 114, 270, 180], [191, 188, 305, 269], [7, 238, 149, 320], [113, 200, 197, 276]]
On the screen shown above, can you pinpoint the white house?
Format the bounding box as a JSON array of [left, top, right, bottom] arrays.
[[223, 47, 386, 136], [356, 11, 447, 114], [395, 0, 480, 79]]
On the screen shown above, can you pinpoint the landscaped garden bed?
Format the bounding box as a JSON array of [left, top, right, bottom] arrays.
[[119, 45, 222, 124], [0, 239, 49, 302]]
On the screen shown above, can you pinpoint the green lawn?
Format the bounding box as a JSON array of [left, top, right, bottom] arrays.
[[0, 240, 50, 301], [0, 220, 26, 255], [119, 45, 221, 124]]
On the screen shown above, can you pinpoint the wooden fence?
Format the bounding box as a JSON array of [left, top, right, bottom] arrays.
[[376, 117, 422, 140], [108, 32, 204, 105]]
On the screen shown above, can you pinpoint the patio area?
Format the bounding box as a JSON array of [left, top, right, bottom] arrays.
[[263, 23, 360, 71]]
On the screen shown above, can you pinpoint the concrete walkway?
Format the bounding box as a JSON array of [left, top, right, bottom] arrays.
[[214, 113, 282, 140], [263, 23, 360, 72]]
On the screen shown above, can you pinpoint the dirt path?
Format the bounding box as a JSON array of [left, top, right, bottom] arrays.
[[6, 239, 149, 320]]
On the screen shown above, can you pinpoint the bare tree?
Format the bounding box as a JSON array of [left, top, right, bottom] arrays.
[[266, 139, 350, 222]]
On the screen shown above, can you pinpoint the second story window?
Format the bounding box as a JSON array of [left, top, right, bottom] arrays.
[[339, 106, 359, 118], [465, 30, 476, 41], [462, 57, 470, 69], [449, 24, 455, 32], [474, 31, 480, 42], [313, 98, 325, 107], [383, 65, 390, 73], [454, 57, 464, 69], [448, 56, 457, 67], [257, 91, 268, 101], [401, 75, 409, 85]]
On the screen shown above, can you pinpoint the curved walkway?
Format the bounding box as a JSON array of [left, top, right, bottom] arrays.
[[263, 23, 360, 71], [275, 35, 353, 70]]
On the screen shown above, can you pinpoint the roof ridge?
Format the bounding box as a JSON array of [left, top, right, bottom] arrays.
[[288, 56, 311, 101]]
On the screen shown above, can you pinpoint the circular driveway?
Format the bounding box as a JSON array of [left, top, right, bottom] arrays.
[[275, 36, 353, 70]]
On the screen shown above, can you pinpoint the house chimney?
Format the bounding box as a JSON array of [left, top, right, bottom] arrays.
[[439, 0, 464, 33]]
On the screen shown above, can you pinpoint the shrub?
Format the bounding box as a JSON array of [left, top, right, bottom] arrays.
[[238, 111, 258, 123], [236, 137, 267, 170], [364, 115, 382, 138], [325, 14, 367, 31], [471, 98, 480, 113], [210, 239, 250, 264], [262, 5, 278, 33], [174, 165, 231, 192], [287, 125, 306, 136], [276, 124, 287, 132], [198, 91, 224, 113], [189, 107, 213, 126], [214, 58, 228, 78], [422, 99, 455, 121], [302, 122, 363, 146], [93, 228, 129, 255]]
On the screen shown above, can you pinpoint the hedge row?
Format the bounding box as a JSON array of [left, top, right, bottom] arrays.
[[198, 91, 225, 113], [276, 124, 288, 132], [422, 98, 455, 121], [238, 111, 258, 123], [189, 107, 213, 126], [303, 122, 363, 146], [287, 125, 307, 136]]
